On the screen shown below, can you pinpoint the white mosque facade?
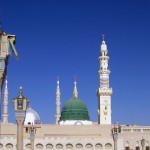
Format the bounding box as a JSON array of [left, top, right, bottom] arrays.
[[0, 38, 150, 150]]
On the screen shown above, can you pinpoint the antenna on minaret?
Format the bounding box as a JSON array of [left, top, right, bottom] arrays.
[[73, 76, 78, 98], [56, 76, 61, 124]]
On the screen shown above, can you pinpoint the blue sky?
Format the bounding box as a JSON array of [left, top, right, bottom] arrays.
[[0, 0, 150, 125]]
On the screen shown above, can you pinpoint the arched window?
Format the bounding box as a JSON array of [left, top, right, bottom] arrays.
[[46, 143, 53, 149], [76, 143, 83, 149], [105, 143, 112, 149], [26, 143, 31, 149], [66, 143, 73, 149], [56, 143, 63, 149], [6, 143, 13, 149], [95, 143, 103, 149], [36, 143, 43, 149], [85, 143, 93, 149]]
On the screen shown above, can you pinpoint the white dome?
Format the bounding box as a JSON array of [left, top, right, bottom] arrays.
[[24, 107, 41, 125]]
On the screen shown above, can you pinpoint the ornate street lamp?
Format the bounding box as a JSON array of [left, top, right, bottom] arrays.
[[24, 124, 41, 150], [29, 124, 36, 150], [13, 86, 29, 150], [112, 123, 119, 150], [141, 139, 146, 150]]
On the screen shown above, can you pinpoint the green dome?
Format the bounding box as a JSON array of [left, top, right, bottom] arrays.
[[59, 96, 90, 121]]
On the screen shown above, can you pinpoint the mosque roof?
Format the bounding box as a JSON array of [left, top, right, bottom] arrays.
[[59, 96, 90, 121]]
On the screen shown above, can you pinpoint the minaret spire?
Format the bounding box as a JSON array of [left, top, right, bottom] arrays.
[[102, 34, 105, 41], [97, 35, 112, 124], [2, 77, 9, 123], [73, 76, 78, 98], [55, 77, 61, 124]]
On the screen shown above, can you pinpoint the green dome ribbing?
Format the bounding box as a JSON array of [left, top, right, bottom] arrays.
[[59, 96, 90, 121]]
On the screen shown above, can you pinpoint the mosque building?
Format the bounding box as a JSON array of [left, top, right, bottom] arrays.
[[0, 37, 150, 150]]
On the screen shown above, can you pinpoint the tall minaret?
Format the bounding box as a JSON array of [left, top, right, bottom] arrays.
[[55, 77, 61, 124], [73, 78, 78, 97], [2, 77, 9, 123], [97, 35, 112, 124]]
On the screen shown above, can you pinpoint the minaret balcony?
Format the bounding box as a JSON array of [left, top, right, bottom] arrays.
[[97, 88, 113, 96], [99, 69, 110, 74], [99, 55, 109, 60]]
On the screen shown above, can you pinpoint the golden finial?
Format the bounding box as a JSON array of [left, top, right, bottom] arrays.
[[57, 76, 60, 85], [19, 86, 23, 96], [73, 76, 78, 97]]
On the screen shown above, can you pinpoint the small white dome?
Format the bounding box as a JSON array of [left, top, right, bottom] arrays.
[[24, 107, 41, 125]]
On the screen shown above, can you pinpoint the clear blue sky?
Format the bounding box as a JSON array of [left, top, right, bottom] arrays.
[[1, 0, 150, 125]]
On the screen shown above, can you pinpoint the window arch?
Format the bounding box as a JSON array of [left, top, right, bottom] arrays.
[[76, 143, 83, 149], [85, 143, 93, 149], [66, 143, 73, 149], [26, 143, 31, 149], [95, 143, 103, 149], [36, 143, 43, 149], [105, 143, 112, 149], [6, 143, 13, 149], [46, 143, 53, 149], [56, 143, 63, 149]]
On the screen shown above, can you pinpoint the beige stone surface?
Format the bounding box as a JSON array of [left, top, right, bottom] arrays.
[[0, 123, 150, 150]]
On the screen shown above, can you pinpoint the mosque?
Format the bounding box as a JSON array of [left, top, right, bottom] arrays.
[[0, 37, 150, 150]]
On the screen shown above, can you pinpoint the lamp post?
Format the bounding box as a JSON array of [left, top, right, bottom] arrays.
[[112, 123, 119, 150], [24, 124, 41, 150], [29, 124, 36, 150], [13, 87, 29, 150], [141, 139, 146, 150]]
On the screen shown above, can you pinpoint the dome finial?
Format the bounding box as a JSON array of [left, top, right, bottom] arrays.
[[57, 76, 59, 85], [73, 76, 78, 98], [101, 34, 107, 50], [102, 34, 105, 44], [102, 34, 105, 41], [19, 86, 23, 96], [56, 76, 60, 93]]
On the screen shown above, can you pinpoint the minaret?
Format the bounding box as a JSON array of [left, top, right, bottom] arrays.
[[97, 35, 112, 124], [73, 77, 78, 97], [55, 77, 61, 124], [2, 77, 9, 123]]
